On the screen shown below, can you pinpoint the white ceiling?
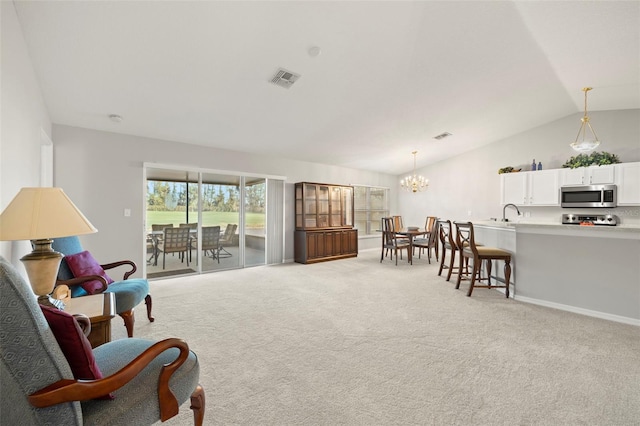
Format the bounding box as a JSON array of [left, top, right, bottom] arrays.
[[13, 1, 640, 175]]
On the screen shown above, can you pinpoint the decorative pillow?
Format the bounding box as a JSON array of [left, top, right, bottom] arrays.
[[64, 250, 114, 295], [40, 305, 114, 400]]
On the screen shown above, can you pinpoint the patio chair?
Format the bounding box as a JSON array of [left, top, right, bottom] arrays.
[[218, 224, 237, 258], [201, 226, 221, 263], [158, 227, 191, 269]]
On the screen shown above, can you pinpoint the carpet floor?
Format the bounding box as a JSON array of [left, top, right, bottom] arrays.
[[114, 249, 640, 425]]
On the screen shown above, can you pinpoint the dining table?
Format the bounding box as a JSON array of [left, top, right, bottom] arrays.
[[395, 227, 428, 248], [379, 226, 428, 264]]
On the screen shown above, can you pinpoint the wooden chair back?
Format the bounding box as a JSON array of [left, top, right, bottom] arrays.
[[392, 215, 403, 231], [381, 217, 396, 246], [454, 222, 478, 256], [425, 216, 437, 233]]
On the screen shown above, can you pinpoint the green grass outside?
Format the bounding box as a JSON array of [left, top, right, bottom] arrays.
[[146, 211, 264, 230]]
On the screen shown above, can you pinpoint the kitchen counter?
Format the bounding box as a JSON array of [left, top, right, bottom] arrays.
[[474, 220, 640, 239], [472, 220, 640, 325]]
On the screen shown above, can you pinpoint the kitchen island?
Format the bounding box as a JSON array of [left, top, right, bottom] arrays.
[[473, 221, 640, 325]]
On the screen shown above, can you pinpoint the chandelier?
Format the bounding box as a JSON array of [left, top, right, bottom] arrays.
[[570, 87, 601, 153], [400, 151, 428, 192]]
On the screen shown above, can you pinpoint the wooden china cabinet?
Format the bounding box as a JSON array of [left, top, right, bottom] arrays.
[[294, 182, 358, 264]]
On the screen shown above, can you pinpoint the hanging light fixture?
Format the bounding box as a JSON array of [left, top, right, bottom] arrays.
[[400, 151, 428, 193], [570, 87, 601, 152]]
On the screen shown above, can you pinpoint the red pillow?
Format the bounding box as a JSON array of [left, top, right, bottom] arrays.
[[64, 251, 114, 295], [40, 305, 114, 399]]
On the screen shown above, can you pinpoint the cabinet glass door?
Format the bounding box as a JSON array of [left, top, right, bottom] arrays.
[[304, 184, 317, 228], [330, 187, 342, 227], [342, 187, 353, 226], [317, 186, 329, 228], [295, 185, 303, 228]]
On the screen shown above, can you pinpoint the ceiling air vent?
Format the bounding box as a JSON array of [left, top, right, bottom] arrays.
[[434, 132, 452, 140], [270, 68, 300, 89]]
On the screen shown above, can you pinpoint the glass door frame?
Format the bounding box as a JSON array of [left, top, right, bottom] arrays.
[[142, 163, 285, 277]]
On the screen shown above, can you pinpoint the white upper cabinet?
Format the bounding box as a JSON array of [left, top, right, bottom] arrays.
[[615, 162, 640, 205], [501, 169, 559, 206], [501, 172, 527, 205], [501, 162, 639, 207], [561, 165, 615, 186]]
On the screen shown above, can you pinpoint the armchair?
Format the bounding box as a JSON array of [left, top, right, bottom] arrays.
[[0, 256, 205, 425], [52, 236, 153, 338]]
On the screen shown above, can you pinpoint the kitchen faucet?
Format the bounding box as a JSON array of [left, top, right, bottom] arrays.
[[502, 203, 521, 222]]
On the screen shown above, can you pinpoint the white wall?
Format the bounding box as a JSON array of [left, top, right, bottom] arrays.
[[0, 2, 52, 264], [52, 125, 398, 270], [398, 109, 640, 227]]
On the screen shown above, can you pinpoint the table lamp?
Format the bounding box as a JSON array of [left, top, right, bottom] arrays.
[[0, 187, 97, 308]]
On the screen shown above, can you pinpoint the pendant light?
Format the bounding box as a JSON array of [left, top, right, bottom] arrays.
[[570, 87, 600, 152], [400, 151, 428, 193]]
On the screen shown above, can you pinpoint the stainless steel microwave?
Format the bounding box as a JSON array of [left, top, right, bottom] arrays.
[[560, 184, 617, 208]]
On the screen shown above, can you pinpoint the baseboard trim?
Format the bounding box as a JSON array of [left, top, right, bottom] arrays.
[[514, 295, 640, 326]]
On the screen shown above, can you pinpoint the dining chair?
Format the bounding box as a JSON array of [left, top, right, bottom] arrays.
[[392, 215, 404, 231], [380, 217, 412, 265], [454, 221, 512, 297], [412, 216, 439, 263], [157, 227, 191, 269]]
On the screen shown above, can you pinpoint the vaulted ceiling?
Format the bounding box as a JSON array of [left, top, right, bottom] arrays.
[[13, 1, 639, 174]]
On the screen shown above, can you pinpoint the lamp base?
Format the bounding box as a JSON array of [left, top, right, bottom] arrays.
[[20, 238, 64, 309], [38, 294, 66, 310]]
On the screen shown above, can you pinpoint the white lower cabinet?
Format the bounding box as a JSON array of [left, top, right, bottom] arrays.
[[501, 169, 559, 206]]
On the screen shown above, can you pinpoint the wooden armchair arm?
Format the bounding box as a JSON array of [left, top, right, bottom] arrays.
[[56, 275, 109, 293], [101, 260, 137, 280], [29, 338, 189, 422]]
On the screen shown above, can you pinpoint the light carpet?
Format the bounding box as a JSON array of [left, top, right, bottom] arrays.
[[112, 249, 640, 425]]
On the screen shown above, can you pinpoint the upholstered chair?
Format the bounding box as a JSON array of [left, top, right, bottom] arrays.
[[52, 236, 153, 337], [0, 256, 204, 425]]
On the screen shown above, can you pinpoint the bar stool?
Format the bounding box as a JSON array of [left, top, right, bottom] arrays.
[[437, 220, 468, 281], [453, 221, 512, 298]]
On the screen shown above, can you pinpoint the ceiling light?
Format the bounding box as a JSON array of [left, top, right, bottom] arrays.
[[400, 151, 428, 193], [570, 87, 600, 152], [308, 46, 321, 57], [109, 114, 123, 123]]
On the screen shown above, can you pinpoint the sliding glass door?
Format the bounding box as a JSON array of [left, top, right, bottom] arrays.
[[144, 166, 280, 279], [200, 173, 240, 272], [244, 178, 266, 267]]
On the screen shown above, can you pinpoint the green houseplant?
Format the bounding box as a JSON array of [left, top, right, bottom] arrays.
[[562, 151, 621, 169]]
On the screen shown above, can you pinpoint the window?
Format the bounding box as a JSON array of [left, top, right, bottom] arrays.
[[353, 185, 389, 236]]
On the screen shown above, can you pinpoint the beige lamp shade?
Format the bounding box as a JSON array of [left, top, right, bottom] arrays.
[[0, 187, 97, 308], [0, 187, 97, 241]]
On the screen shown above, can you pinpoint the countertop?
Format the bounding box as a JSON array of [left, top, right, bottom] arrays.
[[473, 220, 640, 238]]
